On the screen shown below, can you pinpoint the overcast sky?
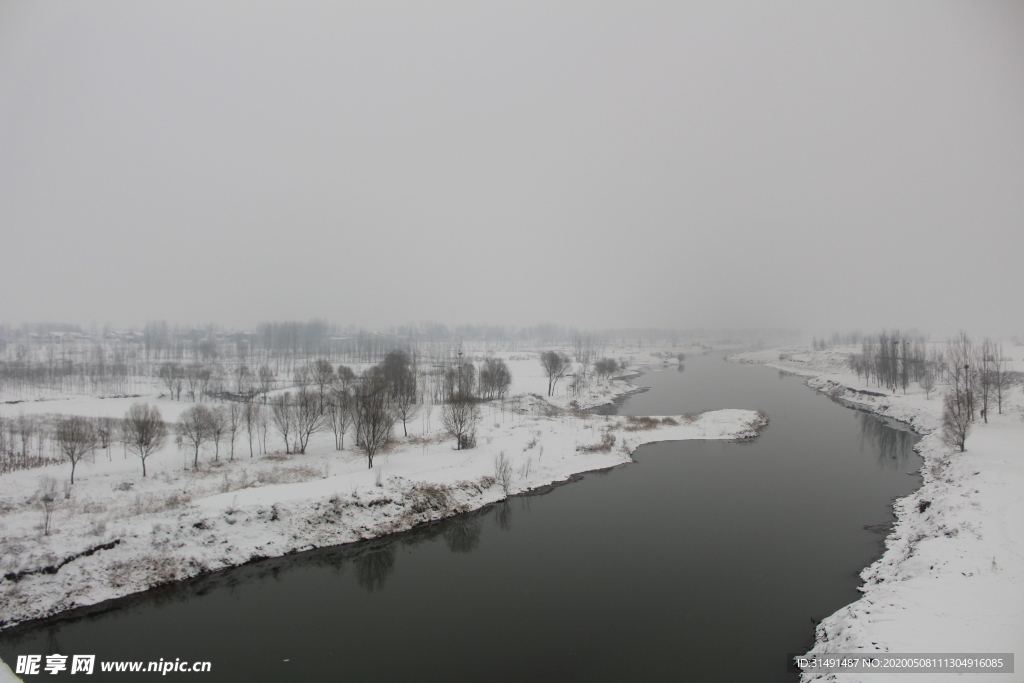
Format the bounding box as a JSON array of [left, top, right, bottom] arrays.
[[2, 1, 1022, 336]]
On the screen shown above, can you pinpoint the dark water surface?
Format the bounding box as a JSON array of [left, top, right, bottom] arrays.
[[0, 355, 922, 682]]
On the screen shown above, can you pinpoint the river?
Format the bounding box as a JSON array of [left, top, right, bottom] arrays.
[[0, 354, 922, 681]]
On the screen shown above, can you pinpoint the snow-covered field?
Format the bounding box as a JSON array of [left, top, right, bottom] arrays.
[[0, 346, 764, 638], [731, 346, 1024, 683]]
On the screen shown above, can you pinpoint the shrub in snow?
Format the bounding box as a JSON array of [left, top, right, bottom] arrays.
[[494, 451, 514, 496]]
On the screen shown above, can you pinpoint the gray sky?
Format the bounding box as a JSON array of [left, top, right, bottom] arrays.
[[2, 1, 1022, 336]]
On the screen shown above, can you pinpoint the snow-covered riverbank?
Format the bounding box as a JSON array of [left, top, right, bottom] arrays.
[[0, 348, 763, 634], [731, 347, 1024, 683]]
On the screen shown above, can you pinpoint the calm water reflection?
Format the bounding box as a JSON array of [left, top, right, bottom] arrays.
[[0, 355, 922, 682]]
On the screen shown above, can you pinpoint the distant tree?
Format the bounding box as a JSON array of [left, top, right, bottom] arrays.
[[293, 387, 326, 454], [441, 395, 480, 450], [177, 405, 215, 468], [14, 414, 34, 458], [354, 375, 394, 469], [159, 363, 182, 400], [573, 334, 595, 376], [539, 351, 572, 396], [234, 364, 253, 397], [206, 366, 225, 400], [293, 365, 312, 392], [244, 402, 261, 457], [227, 402, 244, 461], [920, 368, 936, 400], [325, 387, 354, 450], [96, 416, 117, 457], [256, 402, 269, 454], [336, 365, 357, 389], [991, 347, 1014, 415], [391, 369, 419, 436], [978, 338, 997, 423], [381, 350, 414, 400], [184, 363, 210, 402], [443, 359, 476, 401], [310, 360, 335, 413], [257, 365, 275, 402], [594, 358, 618, 380], [123, 403, 168, 477], [209, 406, 228, 461], [479, 358, 512, 399], [56, 416, 97, 484]]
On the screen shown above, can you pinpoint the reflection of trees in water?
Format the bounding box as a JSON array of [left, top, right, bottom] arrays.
[[677, 364, 685, 373], [858, 413, 916, 471], [353, 545, 396, 592], [443, 513, 482, 553], [496, 501, 513, 531]]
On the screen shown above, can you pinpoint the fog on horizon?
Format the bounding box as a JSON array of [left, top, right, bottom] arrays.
[[2, 1, 1022, 338]]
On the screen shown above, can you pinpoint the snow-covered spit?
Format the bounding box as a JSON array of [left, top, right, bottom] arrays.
[[731, 347, 1024, 683], [0, 348, 764, 633]]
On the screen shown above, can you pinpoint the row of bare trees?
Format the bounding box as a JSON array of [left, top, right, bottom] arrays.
[[847, 332, 931, 394], [9, 348, 523, 481], [939, 334, 1018, 452], [842, 332, 1018, 453]]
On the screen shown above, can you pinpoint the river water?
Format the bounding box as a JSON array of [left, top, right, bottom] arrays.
[[0, 354, 921, 681]]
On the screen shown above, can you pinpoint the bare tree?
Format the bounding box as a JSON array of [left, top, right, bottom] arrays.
[[123, 403, 168, 477], [56, 416, 97, 484], [594, 358, 619, 380], [443, 357, 476, 402], [178, 405, 215, 468], [159, 363, 182, 400], [336, 365, 356, 389], [354, 375, 394, 469], [293, 387, 326, 454], [257, 365, 275, 402], [573, 333, 595, 376], [381, 350, 413, 398], [310, 359, 335, 413], [38, 476, 59, 535], [945, 333, 976, 422], [479, 357, 512, 399], [184, 363, 209, 402], [15, 414, 34, 459], [96, 416, 117, 459], [325, 387, 354, 450], [209, 406, 228, 461], [991, 346, 1014, 415], [441, 395, 480, 450], [920, 368, 936, 400], [494, 451, 514, 495], [293, 365, 312, 392], [271, 393, 296, 454], [244, 401, 260, 457], [227, 402, 244, 460], [256, 402, 269, 454], [539, 350, 572, 396], [941, 390, 972, 452], [235, 364, 253, 398], [391, 370, 419, 436], [978, 338, 997, 423]]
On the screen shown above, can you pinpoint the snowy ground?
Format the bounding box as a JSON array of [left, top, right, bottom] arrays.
[[731, 346, 1024, 683], [0, 345, 762, 638]]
